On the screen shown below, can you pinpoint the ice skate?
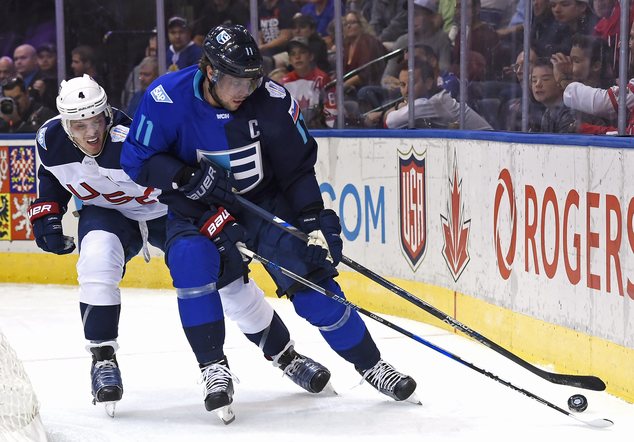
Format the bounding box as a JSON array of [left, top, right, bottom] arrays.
[[88, 342, 123, 417], [272, 341, 335, 394], [358, 359, 420, 404], [200, 356, 239, 424]]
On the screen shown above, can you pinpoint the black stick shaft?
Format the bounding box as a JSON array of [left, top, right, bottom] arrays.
[[235, 195, 606, 391], [238, 245, 613, 429]]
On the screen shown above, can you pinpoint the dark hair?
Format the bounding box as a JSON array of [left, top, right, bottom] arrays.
[[71, 45, 97, 65], [532, 57, 553, 71], [571, 33, 614, 85], [1, 76, 26, 93], [397, 57, 435, 81]]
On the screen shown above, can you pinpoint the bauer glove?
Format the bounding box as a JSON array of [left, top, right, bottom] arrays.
[[28, 200, 76, 255], [174, 159, 236, 209], [297, 209, 343, 266], [198, 207, 251, 281]]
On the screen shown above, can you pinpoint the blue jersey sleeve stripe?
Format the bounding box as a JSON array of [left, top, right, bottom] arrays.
[[143, 120, 154, 146], [135, 114, 146, 141]]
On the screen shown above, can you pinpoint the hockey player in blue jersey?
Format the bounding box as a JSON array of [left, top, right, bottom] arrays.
[[121, 24, 417, 417], [30, 75, 327, 422]]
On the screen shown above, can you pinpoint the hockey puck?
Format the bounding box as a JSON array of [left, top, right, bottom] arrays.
[[567, 394, 588, 412]]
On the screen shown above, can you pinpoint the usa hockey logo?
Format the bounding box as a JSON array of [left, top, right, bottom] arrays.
[[398, 148, 427, 271], [197, 141, 263, 194], [150, 85, 173, 103]]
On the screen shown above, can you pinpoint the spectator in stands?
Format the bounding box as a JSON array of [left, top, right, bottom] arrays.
[[121, 33, 158, 108], [70, 45, 103, 84], [536, 0, 598, 56], [300, 0, 338, 38], [0, 76, 56, 133], [369, 0, 408, 45], [531, 58, 577, 133], [385, 0, 452, 79], [592, 1, 634, 69], [36, 43, 57, 79], [342, 10, 387, 102], [501, 48, 545, 132], [281, 36, 337, 128], [34, 43, 58, 110], [259, 0, 299, 70], [269, 67, 289, 82], [125, 56, 158, 117], [561, 24, 634, 134], [13, 44, 41, 89], [452, 0, 510, 81], [192, 0, 249, 45], [167, 16, 202, 72], [292, 13, 331, 72], [0, 57, 16, 95], [380, 59, 492, 130]]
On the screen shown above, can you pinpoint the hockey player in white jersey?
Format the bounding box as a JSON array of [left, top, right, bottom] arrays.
[[29, 75, 167, 416], [30, 75, 333, 422]]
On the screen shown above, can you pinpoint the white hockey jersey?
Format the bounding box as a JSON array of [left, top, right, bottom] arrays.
[[35, 110, 167, 221]]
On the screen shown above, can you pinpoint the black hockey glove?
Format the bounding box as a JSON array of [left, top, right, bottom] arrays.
[[199, 207, 251, 281], [297, 209, 343, 266], [28, 201, 76, 255], [174, 159, 236, 209]]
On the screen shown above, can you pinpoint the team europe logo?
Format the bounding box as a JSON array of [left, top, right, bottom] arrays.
[[398, 148, 427, 271], [197, 141, 264, 194], [440, 154, 471, 282]]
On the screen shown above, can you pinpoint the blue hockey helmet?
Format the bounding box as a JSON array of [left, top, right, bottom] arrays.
[[203, 25, 263, 79]]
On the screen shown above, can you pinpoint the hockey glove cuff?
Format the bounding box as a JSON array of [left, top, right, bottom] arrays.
[[199, 207, 251, 281], [297, 209, 343, 266], [174, 159, 236, 209], [28, 201, 76, 255]]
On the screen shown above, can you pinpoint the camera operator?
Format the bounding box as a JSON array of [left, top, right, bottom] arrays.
[[0, 76, 56, 133]]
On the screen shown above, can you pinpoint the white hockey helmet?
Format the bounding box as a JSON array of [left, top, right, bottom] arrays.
[[56, 74, 113, 139]]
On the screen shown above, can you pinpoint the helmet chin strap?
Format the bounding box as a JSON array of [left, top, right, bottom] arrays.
[[207, 73, 227, 109]]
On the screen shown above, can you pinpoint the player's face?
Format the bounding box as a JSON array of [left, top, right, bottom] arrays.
[[69, 113, 107, 156], [212, 71, 262, 111]]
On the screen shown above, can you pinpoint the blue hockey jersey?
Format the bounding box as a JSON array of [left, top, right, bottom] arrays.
[[36, 109, 166, 221], [120, 65, 323, 216]]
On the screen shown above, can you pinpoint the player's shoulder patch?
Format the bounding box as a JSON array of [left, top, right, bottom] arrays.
[[288, 97, 300, 123], [110, 124, 130, 142], [36, 126, 48, 150], [150, 84, 173, 103], [36, 115, 62, 150], [265, 81, 286, 99]]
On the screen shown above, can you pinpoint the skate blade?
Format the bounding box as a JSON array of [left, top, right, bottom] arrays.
[[104, 401, 117, 417], [404, 392, 422, 405], [216, 405, 235, 425], [321, 381, 338, 396]]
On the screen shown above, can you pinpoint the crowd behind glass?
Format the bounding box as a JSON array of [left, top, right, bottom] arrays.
[[1, 0, 632, 134]]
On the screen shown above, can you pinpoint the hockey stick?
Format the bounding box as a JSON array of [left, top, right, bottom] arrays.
[[235, 195, 606, 391], [237, 245, 613, 428]]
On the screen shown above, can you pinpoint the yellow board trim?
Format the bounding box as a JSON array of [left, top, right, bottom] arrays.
[[1, 252, 632, 402]]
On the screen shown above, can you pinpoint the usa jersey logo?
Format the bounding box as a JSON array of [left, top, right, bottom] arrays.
[[150, 85, 173, 103], [197, 141, 263, 194]]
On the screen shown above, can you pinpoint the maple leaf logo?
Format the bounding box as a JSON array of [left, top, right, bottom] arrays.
[[441, 155, 471, 282]]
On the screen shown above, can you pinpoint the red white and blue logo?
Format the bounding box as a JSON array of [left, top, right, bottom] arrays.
[[398, 148, 427, 271]]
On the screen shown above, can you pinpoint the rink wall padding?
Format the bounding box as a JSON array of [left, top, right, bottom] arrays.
[[1, 130, 633, 403]]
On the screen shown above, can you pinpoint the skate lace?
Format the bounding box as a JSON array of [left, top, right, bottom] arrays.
[[92, 360, 122, 390], [200, 362, 240, 395], [359, 360, 404, 393]]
